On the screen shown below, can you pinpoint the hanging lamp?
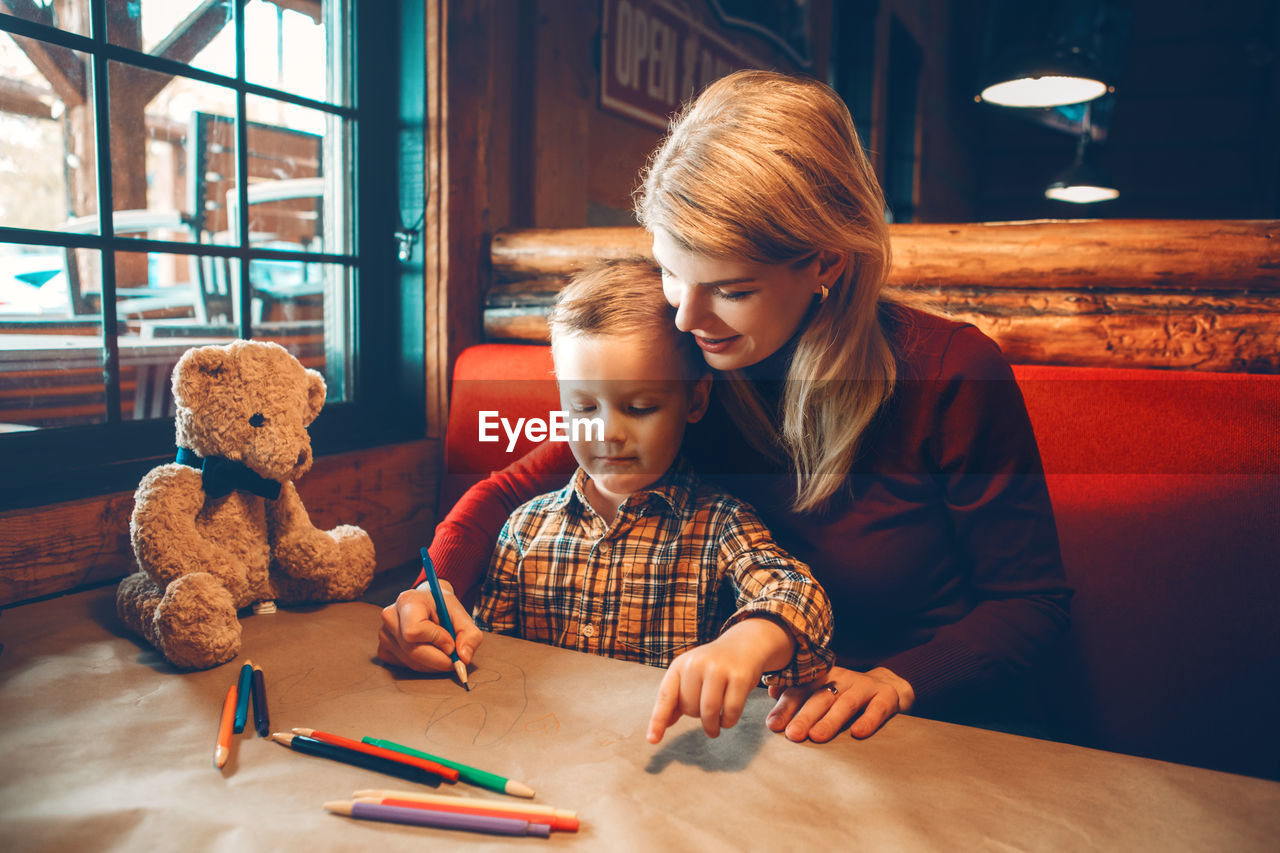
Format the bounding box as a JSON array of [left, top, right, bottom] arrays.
[[1045, 127, 1118, 203], [979, 45, 1110, 108]]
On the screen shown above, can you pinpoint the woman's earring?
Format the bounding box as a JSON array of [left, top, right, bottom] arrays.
[[817, 284, 829, 304]]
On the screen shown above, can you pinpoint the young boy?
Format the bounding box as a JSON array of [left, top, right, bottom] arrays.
[[472, 258, 833, 744]]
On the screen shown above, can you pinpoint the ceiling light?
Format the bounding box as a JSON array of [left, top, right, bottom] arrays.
[[978, 48, 1111, 108], [1045, 132, 1118, 203]]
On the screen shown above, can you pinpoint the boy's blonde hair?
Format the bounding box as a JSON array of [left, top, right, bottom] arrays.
[[634, 70, 899, 513], [547, 257, 705, 380]]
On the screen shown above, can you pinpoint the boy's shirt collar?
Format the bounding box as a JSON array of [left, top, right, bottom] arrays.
[[556, 456, 698, 523]]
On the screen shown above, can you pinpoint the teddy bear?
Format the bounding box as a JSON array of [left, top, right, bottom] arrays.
[[116, 339, 375, 670]]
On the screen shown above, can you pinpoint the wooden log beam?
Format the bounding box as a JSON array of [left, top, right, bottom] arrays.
[[490, 227, 649, 280], [484, 221, 1280, 372], [146, 0, 232, 99], [490, 221, 1280, 292], [0, 76, 55, 119], [482, 290, 1280, 372], [0, 0, 87, 106], [888, 220, 1280, 291]]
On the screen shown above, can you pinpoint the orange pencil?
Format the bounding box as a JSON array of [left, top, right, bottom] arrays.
[[214, 683, 236, 769], [291, 728, 460, 782], [374, 796, 580, 832]]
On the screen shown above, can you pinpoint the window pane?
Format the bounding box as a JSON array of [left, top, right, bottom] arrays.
[[0, 35, 97, 232], [244, 0, 347, 105], [1, 0, 89, 36], [105, 0, 235, 78], [245, 94, 351, 255], [0, 243, 104, 429], [116, 249, 236, 420], [250, 259, 348, 402], [106, 61, 236, 243], [113, 249, 201, 322]]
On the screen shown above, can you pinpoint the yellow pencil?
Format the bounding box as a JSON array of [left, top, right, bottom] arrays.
[[214, 683, 236, 769]]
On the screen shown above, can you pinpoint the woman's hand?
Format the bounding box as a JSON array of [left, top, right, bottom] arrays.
[[766, 665, 915, 742], [646, 618, 795, 744], [375, 582, 484, 673]]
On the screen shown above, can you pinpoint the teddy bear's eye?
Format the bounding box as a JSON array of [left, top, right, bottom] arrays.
[[249, 413, 265, 428]]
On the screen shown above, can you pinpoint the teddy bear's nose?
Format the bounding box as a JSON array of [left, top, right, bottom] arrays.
[[296, 451, 308, 466]]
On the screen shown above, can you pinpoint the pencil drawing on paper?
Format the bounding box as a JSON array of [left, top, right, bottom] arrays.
[[422, 655, 529, 747]]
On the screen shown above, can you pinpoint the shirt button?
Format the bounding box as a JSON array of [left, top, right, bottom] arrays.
[[582, 623, 597, 638]]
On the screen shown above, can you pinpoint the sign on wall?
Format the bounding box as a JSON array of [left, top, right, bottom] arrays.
[[600, 0, 763, 131]]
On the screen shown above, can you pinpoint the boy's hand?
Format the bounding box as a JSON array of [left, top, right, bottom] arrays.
[[376, 582, 484, 673], [646, 618, 795, 743]]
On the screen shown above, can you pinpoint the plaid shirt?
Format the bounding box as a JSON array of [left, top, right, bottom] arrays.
[[474, 458, 834, 685]]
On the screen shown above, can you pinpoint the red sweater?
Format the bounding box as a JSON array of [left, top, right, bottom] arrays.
[[424, 308, 1072, 709]]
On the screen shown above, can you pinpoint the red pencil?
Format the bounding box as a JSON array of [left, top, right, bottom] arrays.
[[214, 684, 236, 769], [291, 728, 460, 782]]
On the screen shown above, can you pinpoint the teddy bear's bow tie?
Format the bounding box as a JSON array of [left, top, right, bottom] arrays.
[[175, 447, 282, 500]]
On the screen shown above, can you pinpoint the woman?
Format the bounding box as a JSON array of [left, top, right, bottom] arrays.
[[378, 70, 1071, 743]]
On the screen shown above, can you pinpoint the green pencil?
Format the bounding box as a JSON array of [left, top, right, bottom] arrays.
[[362, 737, 535, 798]]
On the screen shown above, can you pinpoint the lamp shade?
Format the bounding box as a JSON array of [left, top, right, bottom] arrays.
[[979, 48, 1110, 108], [1045, 156, 1119, 203]]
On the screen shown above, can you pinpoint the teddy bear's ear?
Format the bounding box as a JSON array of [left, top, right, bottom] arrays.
[[173, 345, 235, 408], [303, 368, 326, 425]]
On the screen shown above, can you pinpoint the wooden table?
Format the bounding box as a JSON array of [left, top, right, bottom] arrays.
[[1, 585, 1277, 851]]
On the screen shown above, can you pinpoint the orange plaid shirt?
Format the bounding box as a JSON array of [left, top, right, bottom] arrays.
[[473, 458, 834, 685]]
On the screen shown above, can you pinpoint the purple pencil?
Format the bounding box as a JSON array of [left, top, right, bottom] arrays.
[[324, 799, 551, 838]]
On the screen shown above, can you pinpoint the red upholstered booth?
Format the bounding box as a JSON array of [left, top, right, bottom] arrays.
[[441, 343, 1280, 780]]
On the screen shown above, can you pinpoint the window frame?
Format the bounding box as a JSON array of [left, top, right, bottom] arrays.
[[0, 0, 423, 512]]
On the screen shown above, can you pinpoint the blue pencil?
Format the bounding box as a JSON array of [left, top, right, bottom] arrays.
[[420, 547, 470, 691], [232, 660, 253, 733]]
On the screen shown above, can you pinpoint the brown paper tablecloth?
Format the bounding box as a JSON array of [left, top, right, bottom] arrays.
[[2, 585, 1278, 851]]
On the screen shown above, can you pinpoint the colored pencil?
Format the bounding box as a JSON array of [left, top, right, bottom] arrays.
[[292, 728, 459, 782], [232, 660, 253, 733], [353, 788, 577, 822], [371, 795, 579, 832], [270, 733, 442, 787], [419, 547, 470, 691], [250, 664, 269, 737], [362, 736, 535, 798], [325, 799, 551, 838], [214, 683, 236, 769]]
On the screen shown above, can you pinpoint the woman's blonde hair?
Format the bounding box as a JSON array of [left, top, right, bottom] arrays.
[[634, 70, 897, 512]]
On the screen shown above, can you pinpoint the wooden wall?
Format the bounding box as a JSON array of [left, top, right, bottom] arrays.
[[450, 0, 835, 236], [0, 441, 438, 606]]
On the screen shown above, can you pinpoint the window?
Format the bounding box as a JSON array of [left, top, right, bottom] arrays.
[[0, 1, 418, 510]]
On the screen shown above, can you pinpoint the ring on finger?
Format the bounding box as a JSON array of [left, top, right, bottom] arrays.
[[820, 681, 839, 697]]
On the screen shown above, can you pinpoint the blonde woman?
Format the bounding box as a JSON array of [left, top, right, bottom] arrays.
[[378, 70, 1071, 743]]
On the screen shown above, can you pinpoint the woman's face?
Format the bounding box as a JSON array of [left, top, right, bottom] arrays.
[[652, 228, 834, 371]]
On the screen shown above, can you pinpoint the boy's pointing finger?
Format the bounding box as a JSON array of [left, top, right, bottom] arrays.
[[647, 667, 683, 744]]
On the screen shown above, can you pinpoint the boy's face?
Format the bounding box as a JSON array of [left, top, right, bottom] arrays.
[[553, 332, 709, 506]]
